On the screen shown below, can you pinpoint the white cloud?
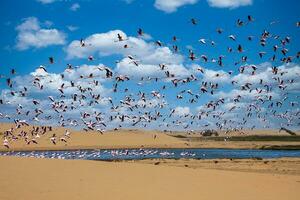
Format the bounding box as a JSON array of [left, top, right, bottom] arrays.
[[222, 101, 246, 110], [138, 33, 152, 40], [135, 98, 167, 109], [9, 64, 110, 97], [65, 30, 183, 65], [70, 3, 80, 11], [207, 0, 253, 8], [232, 63, 300, 92], [0, 64, 112, 127], [63, 63, 108, 83], [202, 69, 231, 83], [36, 0, 58, 4], [16, 17, 40, 31], [115, 59, 190, 79], [15, 17, 66, 50], [66, 30, 190, 81], [174, 106, 191, 116], [154, 0, 198, 13], [215, 89, 278, 101], [66, 30, 126, 58], [1, 61, 299, 130], [277, 64, 300, 92], [153, 0, 252, 13]]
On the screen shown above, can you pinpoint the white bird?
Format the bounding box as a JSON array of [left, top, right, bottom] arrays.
[[228, 35, 236, 41], [199, 38, 206, 44]]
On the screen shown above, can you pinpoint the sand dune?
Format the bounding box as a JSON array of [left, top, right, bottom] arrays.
[[1, 123, 300, 151], [0, 123, 185, 151], [0, 156, 299, 200]]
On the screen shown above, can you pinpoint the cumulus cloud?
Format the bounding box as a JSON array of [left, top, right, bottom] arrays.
[[232, 63, 300, 92], [195, 62, 300, 129], [135, 98, 167, 109], [174, 106, 191, 116], [215, 89, 278, 102], [276, 63, 300, 92], [65, 30, 193, 83], [202, 69, 231, 83], [115, 60, 191, 79], [215, 65, 300, 102], [153, 0, 253, 12], [1, 61, 299, 130], [0, 64, 111, 127], [154, 0, 198, 13], [15, 17, 66, 50], [65, 30, 183, 65], [207, 0, 253, 8], [10, 64, 109, 97]]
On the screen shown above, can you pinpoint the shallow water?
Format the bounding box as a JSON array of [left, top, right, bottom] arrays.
[[1, 148, 300, 160]]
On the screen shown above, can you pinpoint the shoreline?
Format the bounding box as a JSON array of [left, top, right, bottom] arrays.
[[130, 157, 300, 176], [1, 142, 300, 152], [1, 144, 300, 152]]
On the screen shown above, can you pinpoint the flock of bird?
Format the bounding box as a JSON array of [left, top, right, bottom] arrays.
[[1, 15, 300, 149], [0, 149, 197, 160]]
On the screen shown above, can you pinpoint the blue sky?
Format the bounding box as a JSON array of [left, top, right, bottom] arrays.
[[0, 0, 299, 131], [1, 0, 299, 74]]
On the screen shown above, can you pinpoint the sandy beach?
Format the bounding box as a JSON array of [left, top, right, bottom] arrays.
[[1, 156, 300, 200]]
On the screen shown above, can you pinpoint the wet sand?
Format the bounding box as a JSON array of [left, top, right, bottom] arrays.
[[135, 158, 300, 176]]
